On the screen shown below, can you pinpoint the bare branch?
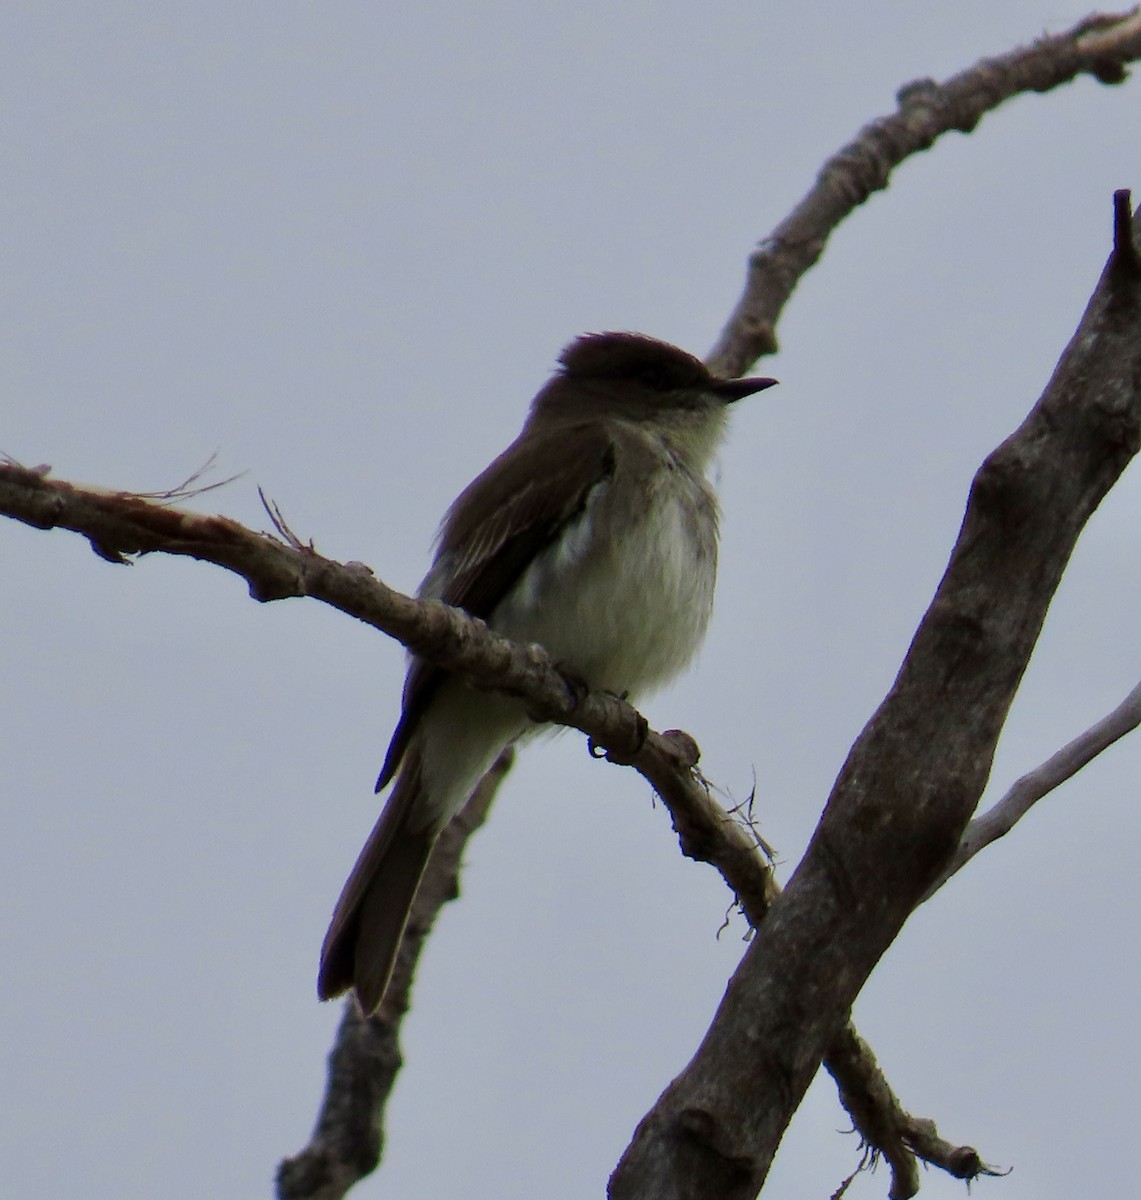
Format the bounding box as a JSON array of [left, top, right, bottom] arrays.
[[915, 192, 1141, 899], [925, 678, 1141, 897], [0, 459, 759, 905], [276, 752, 513, 1200], [0, 453, 786, 1000], [827, 1024, 1003, 1200], [8, 19, 1141, 1198], [0, 452, 969, 1195], [638, 733, 780, 925], [609, 193, 1141, 1200], [0, 434, 791, 1012], [661, 774, 1002, 1197], [706, 8, 1141, 379]]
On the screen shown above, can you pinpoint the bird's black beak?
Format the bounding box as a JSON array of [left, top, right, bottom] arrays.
[[710, 375, 779, 403]]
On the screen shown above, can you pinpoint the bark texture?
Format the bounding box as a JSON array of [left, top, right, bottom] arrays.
[[608, 194, 1141, 1199]]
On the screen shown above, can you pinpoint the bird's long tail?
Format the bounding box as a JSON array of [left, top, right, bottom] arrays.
[[318, 753, 436, 1015]]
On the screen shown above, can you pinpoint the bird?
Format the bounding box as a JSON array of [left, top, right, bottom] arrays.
[[318, 331, 777, 1014]]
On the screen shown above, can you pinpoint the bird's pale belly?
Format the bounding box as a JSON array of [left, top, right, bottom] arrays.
[[491, 475, 718, 701]]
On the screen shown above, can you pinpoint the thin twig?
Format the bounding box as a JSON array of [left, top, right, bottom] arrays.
[[259, 486, 314, 551], [925, 679, 1141, 899]]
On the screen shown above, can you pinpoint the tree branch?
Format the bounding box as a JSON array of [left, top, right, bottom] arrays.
[[276, 752, 513, 1200], [706, 7, 1141, 379], [0, 455, 968, 1200], [8, 16, 1141, 1199], [827, 1024, 1003, 1200], [924, 677, 1141, 898], [608, 195, 1141, 1200], [0, 459, 718, 819]]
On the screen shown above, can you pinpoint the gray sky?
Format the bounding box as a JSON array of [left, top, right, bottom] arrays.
[[3, 4, 1139, 1197]]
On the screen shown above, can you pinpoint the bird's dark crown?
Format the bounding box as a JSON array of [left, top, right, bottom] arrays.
[[558, 332, 710, 393]]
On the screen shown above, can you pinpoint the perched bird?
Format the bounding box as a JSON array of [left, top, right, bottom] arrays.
[[318, 331, 777, 1014]]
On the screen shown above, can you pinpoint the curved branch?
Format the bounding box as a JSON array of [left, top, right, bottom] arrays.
[[706, 8, 1141, 378]]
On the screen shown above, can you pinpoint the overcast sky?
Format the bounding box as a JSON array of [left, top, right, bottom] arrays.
[[3, 4, 1140, 1198]]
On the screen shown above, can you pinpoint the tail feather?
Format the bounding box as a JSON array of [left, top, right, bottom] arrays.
[[318, 756, 437, 1014]]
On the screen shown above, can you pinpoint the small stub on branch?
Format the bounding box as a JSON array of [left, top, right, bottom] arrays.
[[1111, 187, 1140, 276], [660, 729, 702, 769]]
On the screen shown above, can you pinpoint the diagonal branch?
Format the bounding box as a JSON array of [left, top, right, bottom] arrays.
[[0, 459, 698, 804], [276, 752, 514, 1200], [609, 194, 1141, 1200], [706, 7, 1141, 379], [924, 678, 1141, 898]]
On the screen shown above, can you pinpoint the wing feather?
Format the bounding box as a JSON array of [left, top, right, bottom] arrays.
[[375, 423, 615, 790]]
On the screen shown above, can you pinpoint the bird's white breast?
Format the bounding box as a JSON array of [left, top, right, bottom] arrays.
[[492, 451, 718, 700]]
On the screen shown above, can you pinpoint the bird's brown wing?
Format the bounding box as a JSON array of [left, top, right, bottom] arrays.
[[375, 422, 616, 791]]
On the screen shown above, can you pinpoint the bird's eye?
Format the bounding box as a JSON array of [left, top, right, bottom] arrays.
[[639, 365, 674, 390]]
